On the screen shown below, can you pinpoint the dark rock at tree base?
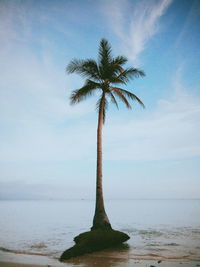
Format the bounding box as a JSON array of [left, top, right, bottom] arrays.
[[60, 229, 130, 261]]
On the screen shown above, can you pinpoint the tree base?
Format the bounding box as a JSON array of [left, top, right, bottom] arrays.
[[91, 221, 112, 231], [60, 229, 130, 261]]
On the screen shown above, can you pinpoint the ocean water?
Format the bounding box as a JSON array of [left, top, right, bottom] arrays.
[[0, 199, 200, 263]]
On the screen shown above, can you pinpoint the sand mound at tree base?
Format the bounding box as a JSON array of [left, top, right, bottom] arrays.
[[60, 229, 130, 261]]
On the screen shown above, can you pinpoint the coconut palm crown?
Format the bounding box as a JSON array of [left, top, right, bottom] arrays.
[[67, 39, 145, 230]]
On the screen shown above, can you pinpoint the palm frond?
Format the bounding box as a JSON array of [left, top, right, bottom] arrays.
[[96, 95, 108, 123], [108, 76, 126, 85], [117, 67, 145, 84], [112, 87, 145, 108], [108, 92, 119, 109], [102, 97, 108, 123], [111, 87, 132, 109], [67, 39, 145, 115], [112, 55, 128, 67], [98, 39, 113, 79], [98, 42, 128, 81], [70, 80, 100, 105], [66, 59, 84, 73], [109, 56, 127, 78], [99, 39, 112, 64], [67, 59, 100, 81]]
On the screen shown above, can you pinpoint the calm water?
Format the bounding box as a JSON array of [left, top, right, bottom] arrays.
[[0, 199, 200, 262]]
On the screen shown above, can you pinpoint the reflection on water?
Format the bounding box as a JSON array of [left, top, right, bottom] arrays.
[[122, 226, 200, 262], [66, 244, 130, 267], [0, 199, 200, 263]]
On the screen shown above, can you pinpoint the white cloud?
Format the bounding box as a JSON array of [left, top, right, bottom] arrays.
[[104, 70, 200, 161], [0, 119, 96, 163], [0, 41, 96, 163], [1, 0, 199, 165], [1, 66, 199, 164], [0, 44, 96, 162], [102, 0, 172, 64], [0, 1, 96, 121], [0, 180, 92, 200], [0, 2, 96, 163]]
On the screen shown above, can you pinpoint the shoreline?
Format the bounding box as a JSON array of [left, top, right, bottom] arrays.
[[1, 249, 199, 267]]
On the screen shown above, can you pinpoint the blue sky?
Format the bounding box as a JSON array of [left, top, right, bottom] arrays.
[[0, 0, 200, 200]]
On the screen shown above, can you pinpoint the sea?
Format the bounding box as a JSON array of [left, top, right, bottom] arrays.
[[0, 199, 200, 265]]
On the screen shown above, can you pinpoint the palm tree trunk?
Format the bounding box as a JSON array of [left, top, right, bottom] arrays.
[[91, 93, 112, 230]]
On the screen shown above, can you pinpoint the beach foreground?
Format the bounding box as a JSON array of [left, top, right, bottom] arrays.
[[1, 261, 200, 267], [0, 250, 200, 267], [1, 200, 200, 267]]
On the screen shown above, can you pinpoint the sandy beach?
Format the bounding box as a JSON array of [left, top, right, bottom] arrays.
[[1, 200, 200, 267], [0, 249, 200, 267], [1, 261, 200, 267], [0, 263, 45, 267]]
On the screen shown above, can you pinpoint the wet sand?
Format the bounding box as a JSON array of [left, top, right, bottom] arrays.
[[0, 260, 200, 267], [0, 263, 45, 267], [0, 250, 200, 267]]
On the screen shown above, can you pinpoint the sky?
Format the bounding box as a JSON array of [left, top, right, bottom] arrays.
[[0, 0, 200, 200]]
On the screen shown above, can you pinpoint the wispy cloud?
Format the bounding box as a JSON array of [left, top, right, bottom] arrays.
[[1, 1, 198, 165], [102, 0, 172, 64], [0, 2, 96, 164], [0, 180, 93, 200], [1, 65, 199, 163], [0, 1, 95, 122], [104, 68, 200, 161], [0, 45, 95, 163], [175, 0, 199, 48]]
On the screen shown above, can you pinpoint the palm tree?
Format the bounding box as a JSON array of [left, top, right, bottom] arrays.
[[67, 39, 145, 231]]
